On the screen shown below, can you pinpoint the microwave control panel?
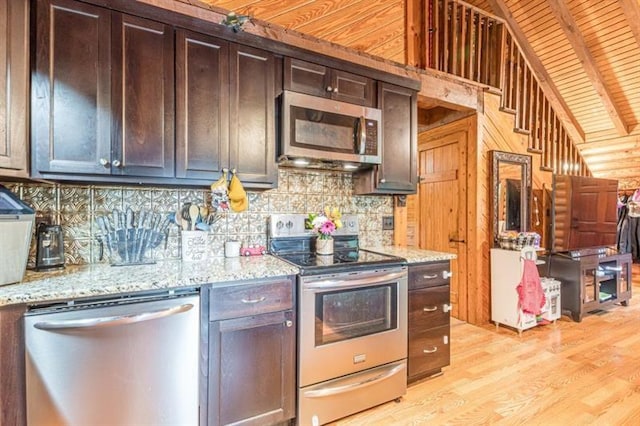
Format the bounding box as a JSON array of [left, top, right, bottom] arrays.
[[364, 119, 379, 155]]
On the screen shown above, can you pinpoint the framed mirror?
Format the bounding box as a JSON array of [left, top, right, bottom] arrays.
[[491, 151, 532, 246]]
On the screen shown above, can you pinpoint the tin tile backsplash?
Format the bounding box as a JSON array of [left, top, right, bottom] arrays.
[[3, 168, 394, 266]]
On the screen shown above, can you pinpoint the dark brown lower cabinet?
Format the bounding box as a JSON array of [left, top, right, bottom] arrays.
[[407, 262, 451, 383], [207, 278, 296, 426], [0, 304, 27, 426]]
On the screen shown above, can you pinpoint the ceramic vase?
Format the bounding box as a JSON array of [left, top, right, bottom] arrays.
[[316, 237, 334, 255]]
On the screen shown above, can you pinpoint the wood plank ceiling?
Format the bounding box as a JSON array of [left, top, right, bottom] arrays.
[[201, 0, 640, 188]]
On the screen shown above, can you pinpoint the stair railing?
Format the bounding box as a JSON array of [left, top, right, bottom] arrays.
[[428, 0, 589, 176]]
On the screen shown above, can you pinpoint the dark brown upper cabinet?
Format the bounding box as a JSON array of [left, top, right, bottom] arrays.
[[0, 0, 29, 178], [111, 13, 174, 178], [353, 82, 418, 195], [284, 57, 375, 107], [32, 0, 174, 180], [176, 30, 277, 188]]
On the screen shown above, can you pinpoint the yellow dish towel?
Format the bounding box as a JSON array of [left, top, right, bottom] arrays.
[[210, 169, 230, 212], [228, 170, 248, 212]]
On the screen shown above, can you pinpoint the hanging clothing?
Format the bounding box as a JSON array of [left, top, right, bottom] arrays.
[[617, 195, 631, 254], [517, 258, 545, 315]]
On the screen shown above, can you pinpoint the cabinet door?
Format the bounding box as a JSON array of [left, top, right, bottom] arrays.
[[283, 57, 330, 98], [229, 44, 277, 187], [376, 82, 418, 192], [618, 254, 632, 299], [175, 29, 229, 180], [0, 0, 28, 177], [111, 13, 174, 178], [408, 324, 450, 380], [332, 69, 375, 107], [409, 262, 451, 290], [209, 310, 295, 426], [409, 285, 450, 331], [32, 0, 112, 175]]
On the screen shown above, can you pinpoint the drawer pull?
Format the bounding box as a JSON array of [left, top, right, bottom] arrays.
[[422, 274, 438, 279], [443, 304, 452, 313], [423, 347, 438, 354], [285, 320, 293, 328], [442, 271, 453, 279], [241, 296, 266, 304], [423, 306, 438, 312]]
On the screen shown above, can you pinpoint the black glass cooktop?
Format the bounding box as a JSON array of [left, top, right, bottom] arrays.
[[276, 249, 406, 275]]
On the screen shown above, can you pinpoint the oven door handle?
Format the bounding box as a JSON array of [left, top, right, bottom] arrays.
[[303, 271, 406, 290], [303, 363, 406, 398]]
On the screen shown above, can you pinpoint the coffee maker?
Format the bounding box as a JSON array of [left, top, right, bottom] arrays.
[[35, 223, 65, 271]]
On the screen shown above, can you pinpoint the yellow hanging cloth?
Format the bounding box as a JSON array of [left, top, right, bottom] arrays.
[[228, 169, 248, 212], [210, 169, 230, 212]]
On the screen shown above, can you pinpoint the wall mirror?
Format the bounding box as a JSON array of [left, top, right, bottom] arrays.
[[491, 151, 532, 246]]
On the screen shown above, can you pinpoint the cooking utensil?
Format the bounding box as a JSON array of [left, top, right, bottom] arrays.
[[188, 205, 200, 231], [180, 203, 192, 231]]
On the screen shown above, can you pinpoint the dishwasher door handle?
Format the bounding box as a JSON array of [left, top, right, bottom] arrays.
[[33, 303, 195, 330]]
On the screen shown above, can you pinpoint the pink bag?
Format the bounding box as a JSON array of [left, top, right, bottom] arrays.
[[517, 258, 546, 315]]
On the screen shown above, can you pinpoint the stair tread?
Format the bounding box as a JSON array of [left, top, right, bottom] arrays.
[[500, 106, 517, 115]]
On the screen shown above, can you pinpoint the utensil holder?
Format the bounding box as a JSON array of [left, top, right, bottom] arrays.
[[182, 231, 209, 261]]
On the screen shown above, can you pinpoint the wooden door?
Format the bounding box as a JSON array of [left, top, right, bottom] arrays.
[[417, 122, 468, 320], [228, 44, 277, 188], [175, 29, 229, 180], [32, 0, 112, 176], [111, 13, 174, 178], [0, 0, 28, 177]]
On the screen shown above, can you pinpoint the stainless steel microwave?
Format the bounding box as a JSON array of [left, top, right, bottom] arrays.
[[281, 90, 382, 166]]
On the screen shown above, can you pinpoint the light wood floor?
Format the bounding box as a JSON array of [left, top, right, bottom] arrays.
[[330, 265, 640, 425]]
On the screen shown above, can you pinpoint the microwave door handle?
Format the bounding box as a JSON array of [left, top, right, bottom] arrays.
[[358, 116, 366, 155]]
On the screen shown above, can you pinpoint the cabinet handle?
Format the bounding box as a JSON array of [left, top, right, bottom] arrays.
[[285, 320, 293, 328], [112, 159, 122, 168], [241, 296, 266, 304], [380, 179, 386, 184], [423, 274, 438, 279], [423, 306, 438, 312], [333, 87, 339, 93], [443, 304, 452, 313], [99, 158, 110, 167], [326, 86, 333, 92], [422, 347, 438, 354], [442, 270, 453, 279]]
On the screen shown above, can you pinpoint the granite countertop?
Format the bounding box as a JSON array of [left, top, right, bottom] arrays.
[[0, 255, 299, 307], [363, 245, 457, 263]]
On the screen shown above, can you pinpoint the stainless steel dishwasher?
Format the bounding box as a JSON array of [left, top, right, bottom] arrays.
[[24, 290, 200, 426]]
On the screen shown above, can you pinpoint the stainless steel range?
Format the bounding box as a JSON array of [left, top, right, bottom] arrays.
[[268, 214, 408, 426]]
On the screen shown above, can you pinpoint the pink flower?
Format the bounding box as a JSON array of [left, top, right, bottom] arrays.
[[319, 220, 336, 235]]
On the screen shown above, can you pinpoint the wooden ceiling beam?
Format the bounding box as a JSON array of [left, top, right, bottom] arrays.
[[485, 0, 586, 144], [620, 0, 640, 57], [545, 0, 630, 136]]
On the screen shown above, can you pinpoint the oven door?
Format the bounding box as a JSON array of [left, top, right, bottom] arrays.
[[282, 91, 381, 164], [299, 267, 407, 387]]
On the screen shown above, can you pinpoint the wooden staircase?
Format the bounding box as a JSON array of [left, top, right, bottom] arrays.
[[428, 0, 590, 177]]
